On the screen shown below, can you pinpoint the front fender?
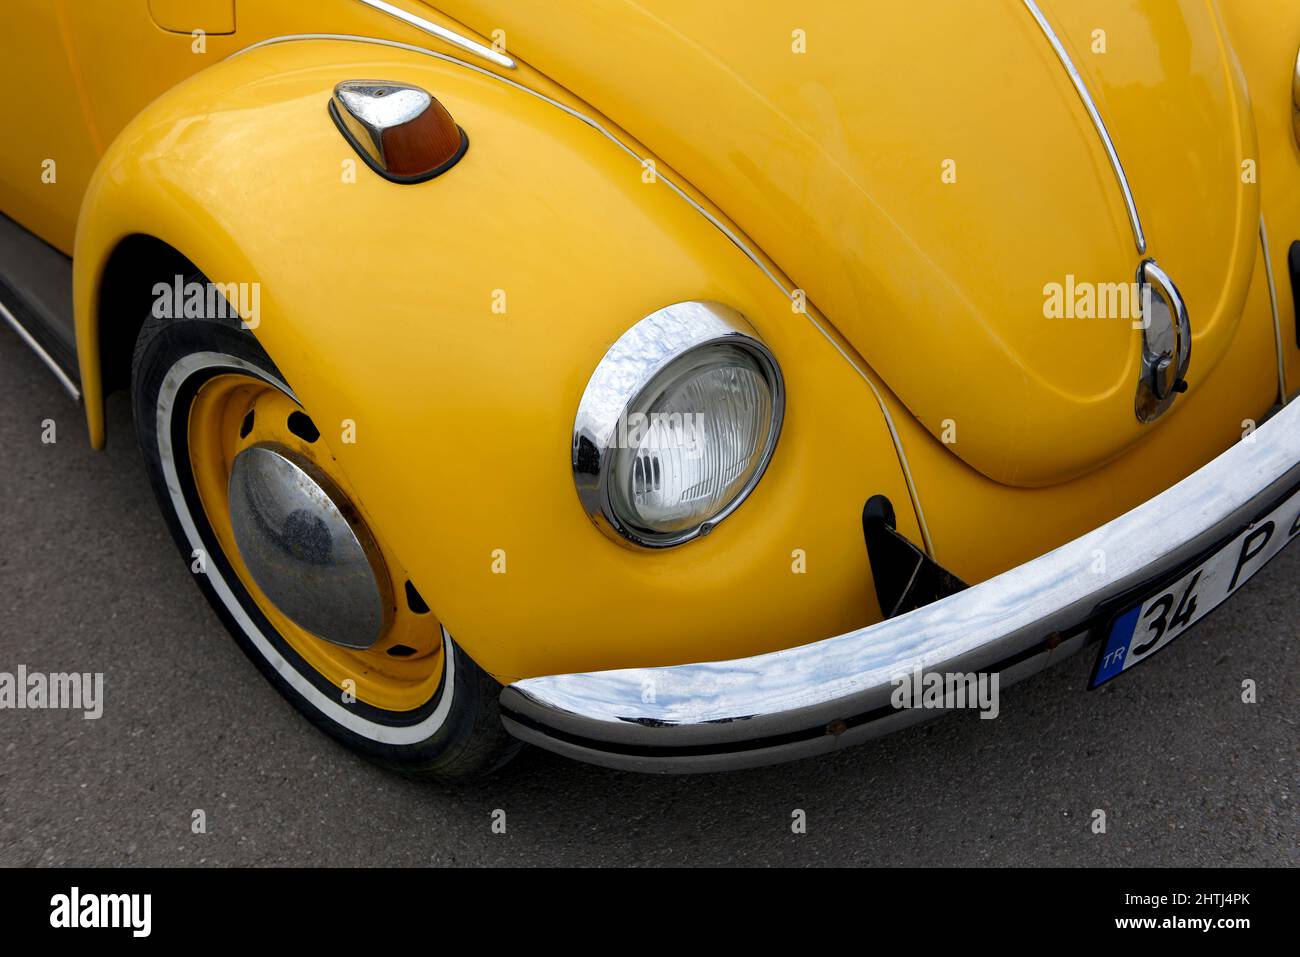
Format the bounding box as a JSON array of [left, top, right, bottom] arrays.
[[73, 37, 921, 682]]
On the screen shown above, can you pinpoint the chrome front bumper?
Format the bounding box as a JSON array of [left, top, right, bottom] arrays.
[[500, 400, 1300, 773]]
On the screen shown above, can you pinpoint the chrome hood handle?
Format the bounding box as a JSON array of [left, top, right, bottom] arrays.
[[1136, 259, 1192, 423]]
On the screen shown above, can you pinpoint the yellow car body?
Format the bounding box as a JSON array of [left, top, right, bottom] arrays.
[[2, 1, 1298, 772]]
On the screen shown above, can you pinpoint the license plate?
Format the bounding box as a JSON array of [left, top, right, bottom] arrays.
[[1092, 485, 1300, 687]]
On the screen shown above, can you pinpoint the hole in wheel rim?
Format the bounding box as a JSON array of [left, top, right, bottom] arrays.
[[404, 580, 430, 615], [287, 411, 320, 443]]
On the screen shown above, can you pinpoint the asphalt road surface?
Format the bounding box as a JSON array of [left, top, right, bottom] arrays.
[[1, 332, 1296, 867]]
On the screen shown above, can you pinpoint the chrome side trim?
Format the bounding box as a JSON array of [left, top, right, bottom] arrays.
[[1259, 215, 1290, 405], [502, 398, 1300, 772], [353, 0, 515, 69], [227, 33, 936, 554], [0, 298, 80, 401], [1021, 0, 1147, 255]]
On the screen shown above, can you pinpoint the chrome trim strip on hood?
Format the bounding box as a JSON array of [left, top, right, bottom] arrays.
[[354, 0, 516, 69], [1021, 0, 1147, 255]]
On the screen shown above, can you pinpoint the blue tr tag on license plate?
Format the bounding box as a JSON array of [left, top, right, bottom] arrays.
[[1092, 486, 1300, 687]]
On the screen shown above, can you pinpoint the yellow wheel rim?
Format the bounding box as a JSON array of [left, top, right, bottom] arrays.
[[187, 373, 445, 712]]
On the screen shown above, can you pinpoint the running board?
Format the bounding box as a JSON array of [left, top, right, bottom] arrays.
[[0, 212, 80, 400]]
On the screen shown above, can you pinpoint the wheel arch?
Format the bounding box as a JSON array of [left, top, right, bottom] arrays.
[[75, 159, 263, 452], [91, 234, 197, 421]]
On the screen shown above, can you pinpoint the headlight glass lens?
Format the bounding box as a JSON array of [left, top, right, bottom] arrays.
[[609, 342, 777, 541]]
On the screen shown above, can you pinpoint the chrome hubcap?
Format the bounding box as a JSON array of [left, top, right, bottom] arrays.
[[227, 444, 391, 649]]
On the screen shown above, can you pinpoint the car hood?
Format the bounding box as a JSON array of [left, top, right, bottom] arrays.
[[436, 0, 1258, 486]]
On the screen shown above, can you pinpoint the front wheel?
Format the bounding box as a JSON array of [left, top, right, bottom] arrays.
[[130, 294, 520, 780]]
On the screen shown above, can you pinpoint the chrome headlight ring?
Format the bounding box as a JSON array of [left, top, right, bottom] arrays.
[[572, 301, 785, 548]]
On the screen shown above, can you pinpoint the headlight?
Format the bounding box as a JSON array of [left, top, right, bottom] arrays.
[[572, 301, 784, 547]]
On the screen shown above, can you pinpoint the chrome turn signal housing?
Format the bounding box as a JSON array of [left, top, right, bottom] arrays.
[[329, 79, 468, 183], [572, 302, 785, 548]]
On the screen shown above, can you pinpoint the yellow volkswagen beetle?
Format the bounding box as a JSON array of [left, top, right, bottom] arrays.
[[2, 1, 1298, 778]]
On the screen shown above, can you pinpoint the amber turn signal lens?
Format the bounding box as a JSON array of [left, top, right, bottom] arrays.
[[329, 79, 469, 183]]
